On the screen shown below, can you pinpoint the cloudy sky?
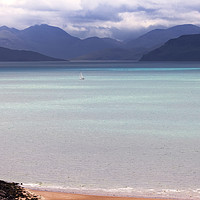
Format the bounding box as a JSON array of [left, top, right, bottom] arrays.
[[1, 0, 200, 40]]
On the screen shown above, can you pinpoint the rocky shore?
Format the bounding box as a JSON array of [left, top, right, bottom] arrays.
[[0, 180, 40, 200]]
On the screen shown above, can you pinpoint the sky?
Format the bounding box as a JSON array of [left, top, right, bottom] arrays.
[[1, 0, 200, 40]]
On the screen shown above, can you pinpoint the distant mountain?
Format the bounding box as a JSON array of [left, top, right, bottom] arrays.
[[0, 26, 27, 50], [78, 24, 200, 60], [18, 24, 81, 59], [76, 47, 148, 60], [126, 24, 200, 49], [69, 36, 123, 59], [0, 24, 123, 60], [0, 46, 64, 61], [140, 34, 200, 61], [1, 24, 200, 61]]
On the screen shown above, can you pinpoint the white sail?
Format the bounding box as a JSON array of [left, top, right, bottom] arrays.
[[79, 72, 85, 80]]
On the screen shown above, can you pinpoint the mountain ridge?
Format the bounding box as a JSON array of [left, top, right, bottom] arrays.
[[126, 24, 200, 49], [0, 46, 64, 61], [76, 24, 200, 60], [1, 24, 200, 61], [0, 24, 123, 60], [140, 34, 200, 61]]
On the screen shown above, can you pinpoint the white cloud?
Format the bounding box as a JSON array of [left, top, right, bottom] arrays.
[[80, 0, 138, 10], [0, 0, 200, 39], [0, 0, 82, 11]]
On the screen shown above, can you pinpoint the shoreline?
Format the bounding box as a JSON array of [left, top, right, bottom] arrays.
[[22, 184, 199, 200], [29, 189, 178, 200], [0, 180, 187, 200]]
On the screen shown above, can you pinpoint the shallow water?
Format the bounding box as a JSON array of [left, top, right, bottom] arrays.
[[0, 61, 200, 199]]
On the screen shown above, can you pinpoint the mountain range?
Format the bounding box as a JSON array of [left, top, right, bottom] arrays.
[[1, 24, 200, 61], [81, 24, 200, 60], [0, 24, 122, 60], [141, 34, 200, 61]]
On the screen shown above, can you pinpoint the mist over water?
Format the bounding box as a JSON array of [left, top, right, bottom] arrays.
[[0, 62, 200, 199]]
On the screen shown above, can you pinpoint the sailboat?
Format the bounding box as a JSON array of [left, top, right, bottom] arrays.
[[79, 72, 85, 80]]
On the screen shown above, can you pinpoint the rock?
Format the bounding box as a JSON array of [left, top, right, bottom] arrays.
[[0, 180, 40, 199]]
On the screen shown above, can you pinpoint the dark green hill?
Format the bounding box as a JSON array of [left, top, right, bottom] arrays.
[[0, 46, 64, 61], [141, 34, 200, 61]]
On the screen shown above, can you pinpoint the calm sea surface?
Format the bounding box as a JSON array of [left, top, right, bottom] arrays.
[[0, 61, 200, 199]]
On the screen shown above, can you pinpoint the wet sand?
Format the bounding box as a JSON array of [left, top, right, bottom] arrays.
[[30, 190, 175, 200]]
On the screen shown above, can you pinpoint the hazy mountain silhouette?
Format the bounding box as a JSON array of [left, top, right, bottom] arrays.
[[126, 24, 200, 49], [0, 46, 64, 61], [0, 26, 27, 50], [76, 47, 147, 60], [141, 34, 200, 61], [1, 24, 200, 60], [0, 24, 122, 60], [80, 24, 200, 60]]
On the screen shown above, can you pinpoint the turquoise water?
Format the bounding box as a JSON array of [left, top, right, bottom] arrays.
[[0, 61, 200, 199]]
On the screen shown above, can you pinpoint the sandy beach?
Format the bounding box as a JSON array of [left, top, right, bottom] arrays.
[[30, 190, 175, 200]]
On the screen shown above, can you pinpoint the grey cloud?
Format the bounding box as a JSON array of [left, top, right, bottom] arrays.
[[65, 5, 123, 23], [65, 3, 158, 24], [66, 25, 113, 39], [1, 0, 200, 41]]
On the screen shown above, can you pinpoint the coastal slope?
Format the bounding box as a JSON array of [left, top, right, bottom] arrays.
[[0, 46, 64, 61], [140, 34, 200, 61]]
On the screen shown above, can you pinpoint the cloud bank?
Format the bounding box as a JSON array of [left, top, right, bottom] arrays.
[[1, 0, 200, 40]]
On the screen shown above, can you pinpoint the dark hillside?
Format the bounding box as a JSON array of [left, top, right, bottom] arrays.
[[141, 34, 200, 61], [0, 46, 64, 61]]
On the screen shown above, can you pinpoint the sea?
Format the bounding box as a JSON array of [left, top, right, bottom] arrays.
[[0, 61, 200, 199]]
